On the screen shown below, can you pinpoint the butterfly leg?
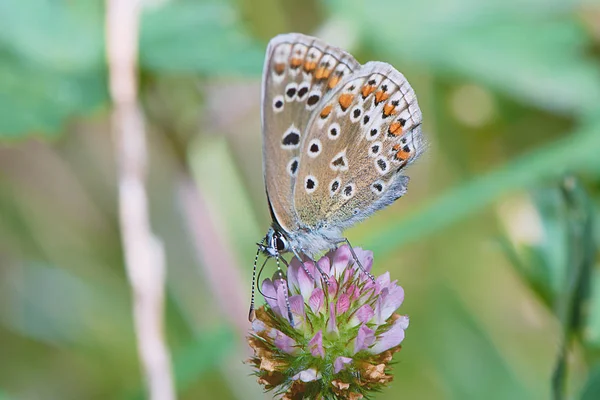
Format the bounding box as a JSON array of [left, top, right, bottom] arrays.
[[304, 253, 331, 286], [338, 238, 376, 283], [289, 247, 318, 283], [276, 253, 295, 326], [291, 247, 330, 286]]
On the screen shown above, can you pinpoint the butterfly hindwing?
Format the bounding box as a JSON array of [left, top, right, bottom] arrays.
[[293, 62, 424, 231], [261, 33, 360, 232]]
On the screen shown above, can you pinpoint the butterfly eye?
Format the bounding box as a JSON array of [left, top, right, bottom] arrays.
[[275, 236, 286, 251]]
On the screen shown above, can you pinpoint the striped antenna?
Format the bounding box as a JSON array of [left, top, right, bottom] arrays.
[[248, 245, 262, 322]]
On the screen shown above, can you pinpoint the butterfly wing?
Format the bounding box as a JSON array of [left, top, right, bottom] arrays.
[[293, 62, 424, 232], [261, 33, 360, 233]]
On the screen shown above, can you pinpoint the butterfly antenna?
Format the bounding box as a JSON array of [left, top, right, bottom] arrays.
[[276, 253, 294, 326], [257, 256, 273, 299], [248, 246, 262, 322], [343, 238, 376, 283]]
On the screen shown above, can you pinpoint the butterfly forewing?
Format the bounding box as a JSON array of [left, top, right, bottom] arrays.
[[293, 62, 424, 230], [261, 33, 360, 232]]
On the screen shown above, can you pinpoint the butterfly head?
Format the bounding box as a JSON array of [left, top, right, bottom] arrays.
[[260, 227, 291, 257]]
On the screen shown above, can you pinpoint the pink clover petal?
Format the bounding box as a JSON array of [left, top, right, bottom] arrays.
[[334, 356, 353, 373], [308, 330, 325, 358], [308, 287, 325, 314], [362, 278, 376, 293], [347, 285, 360, 301], [305, 261, 319, 279], [297, 265, 315, 301], [398, 314, 410, 329], [346, 285, 355, 299], [276, 283, 291, 322], [375, 285, 404, 324], [292, 368, 321, 382], [327, 276, 338, 296], [353, 247, 374, 273], [261, 278, 279, 311], [357, 286, 375, 306], [373, 291, 385, 325], [349, 304, 375, 327], [327, 302, 339, 335], [272, 273, 284, 290], [342, 268, 352, 284], [336, 292, 350, 315], [287, 259, 302, 295], [331, 245, 352, 278], [369, 315, 409, 354], [274, 331, 297, 354], [375, 272, 391, 294], [354, 324, 375, 354], [251, 318, 267, 333], [289, 294, 306, 327], [317, 256, 331, 276]]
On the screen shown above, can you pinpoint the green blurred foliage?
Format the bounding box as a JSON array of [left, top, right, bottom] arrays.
[[1, 0, 600, 399], [140, 1, 265, 75]]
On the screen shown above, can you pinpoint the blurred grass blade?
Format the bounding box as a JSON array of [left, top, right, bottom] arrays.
[[496, 234, 554, 307], [552, 177, 595, 400], [127, 326, 235, 399], [172, 327, 235, 392], [581, 363, 600, 400], [362, 116, 600, 256]]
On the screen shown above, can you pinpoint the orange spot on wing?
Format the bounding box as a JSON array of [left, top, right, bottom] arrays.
[[338, 93, 354, 111], [315, 67, 332, 80], [374, 90, 389, 104], [273, 63, 285, 75], [320, 104, 333, 118], [290, 57, 302, 69], [383, 103, 396, 117], [393, 144, 411, 161], [304, 61, 317, 73], [388, 122, 402, 136], [361, 85, 376, 98], [328, 76, 340, 89]]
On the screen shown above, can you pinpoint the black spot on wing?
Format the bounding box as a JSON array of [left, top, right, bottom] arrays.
[[282, 132, 300, 146]]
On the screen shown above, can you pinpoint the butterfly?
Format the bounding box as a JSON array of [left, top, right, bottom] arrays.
[[249, 33, 424, 323]]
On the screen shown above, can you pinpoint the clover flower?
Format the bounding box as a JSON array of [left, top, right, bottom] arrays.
[[247, 245, 409, 399]]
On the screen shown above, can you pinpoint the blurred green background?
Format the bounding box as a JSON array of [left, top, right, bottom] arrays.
[[1, 0, 600, 399]]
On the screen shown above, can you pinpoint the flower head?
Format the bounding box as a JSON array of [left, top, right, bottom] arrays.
[[247, 245, 409, 399]]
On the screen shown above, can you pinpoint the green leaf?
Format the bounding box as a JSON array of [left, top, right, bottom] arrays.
[[140, 0, 264, 75], [0, 0, 104, 72], [0, 0, 107, 138], [0, 56, 107, 138], [361, 116, 600, 256]]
